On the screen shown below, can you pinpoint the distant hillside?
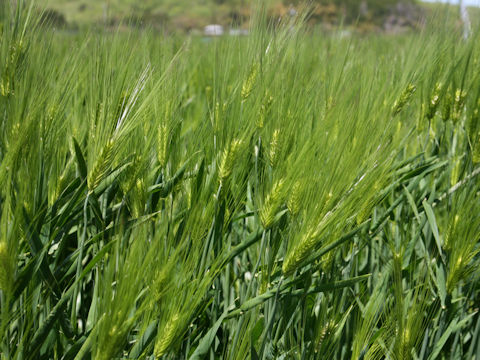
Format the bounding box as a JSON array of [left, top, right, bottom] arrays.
[[41, 0, 477, 32], [421, 1, 480, 29]]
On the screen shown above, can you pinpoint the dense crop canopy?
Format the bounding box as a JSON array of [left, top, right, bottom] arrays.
[[0, 2, 479, 359]]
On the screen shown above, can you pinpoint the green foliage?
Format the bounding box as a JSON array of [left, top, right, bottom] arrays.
[[1, 1, 480, 359]]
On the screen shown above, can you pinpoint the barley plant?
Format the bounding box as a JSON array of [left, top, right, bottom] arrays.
[[1, 1, 480, 359]]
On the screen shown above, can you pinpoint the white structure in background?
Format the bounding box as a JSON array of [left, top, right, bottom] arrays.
[[229, 28, 249, 36], [460, 0, 471, 39], [204, 24, 224, 36]]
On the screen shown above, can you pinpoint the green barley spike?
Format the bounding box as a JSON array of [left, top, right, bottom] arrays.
[[268, 129, 281, 167], [218, 138, 243, 184], [452, 88, 467, 123], [392, 84, 416, 116], [88, 139, 115, 191], [287, 180, 302, 216], [260, 179, 286, 229], [241, 63, 258, 101], [283, 227, 318, 275], [157, 123, 169, 167], [154, 313, 180, 358], [426, 82, 442, 120], [0, 241, 13, 293]]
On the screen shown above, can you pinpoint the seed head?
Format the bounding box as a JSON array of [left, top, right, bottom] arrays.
[[287, 181, 302, 216], [0, 241, 13, 293], [88, 139, 115, 191], [154, 313, 180, 358], [452, 88, 467, 123], [283, 227, 318, 275], [257, 91, 273, 128], [218, 139, 243, 184], [157, 123, 169, 167], [269, 129, 281, 167], [260, 179, 286, 229], [426, 83, 442, 120], [241, 63, 259, 101], [392, 84, 416, 116]]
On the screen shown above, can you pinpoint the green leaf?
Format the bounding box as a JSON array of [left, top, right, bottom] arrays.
[[466, 314, 480, 360], [428, 312, 477, 360], [227, 274, 370, 318], [403, 185, 420, 223], [435, 264, 447, 309], [251, 316, 265, 348], [94, 161, 132, 196], [61, 335, 87, 360], [28, 286, 73, 357], [422, 200, 444, 261], [129, 321, 158, 359], [72, 137, 87, 180], [189, 312, 227, 360]]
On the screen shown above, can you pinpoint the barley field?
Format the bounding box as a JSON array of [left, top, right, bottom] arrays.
[[0, 2, 480, 360]]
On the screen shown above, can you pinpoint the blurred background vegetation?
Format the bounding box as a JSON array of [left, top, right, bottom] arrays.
[[40, 0, 480, 33]]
